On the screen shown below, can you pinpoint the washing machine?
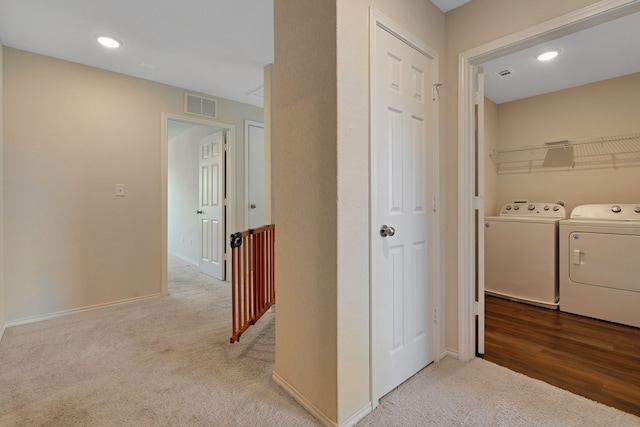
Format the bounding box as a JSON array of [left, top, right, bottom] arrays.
[[485, 202, 567, 309], [559, 204, 640, 328]]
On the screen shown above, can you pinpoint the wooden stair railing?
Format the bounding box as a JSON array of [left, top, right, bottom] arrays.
[[229, 224, 275, 343]]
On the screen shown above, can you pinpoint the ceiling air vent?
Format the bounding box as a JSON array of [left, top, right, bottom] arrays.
[[185, 93, 217, 118], [495, 67, 516, 79]]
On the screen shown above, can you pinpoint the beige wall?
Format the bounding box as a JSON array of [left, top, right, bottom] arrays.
[[0, 41, 5, 337], [274, 0, 444, 424], [492, 73, 640, 213], [3, 47, 262, 323], [444, 0, 601, 352], [273, 0, 338, 422]]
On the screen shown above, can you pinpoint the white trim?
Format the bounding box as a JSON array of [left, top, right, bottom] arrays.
[[339, 404, 373, 427], [168, 252, 199, 267], [457, 56, 476, 362], [0, 324, 5, 343], [440, 347, 459, 360], [369, 6, 441, 406], [244, 119, 265, 230], [476, 70, 486, 356], [162, 112, 236, 293], [457, 0, 640, 362], [5, 294, 162, 328], [272, 371, 338, 427]]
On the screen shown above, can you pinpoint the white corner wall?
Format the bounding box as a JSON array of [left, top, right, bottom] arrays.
[[3, 48, 262, 324]]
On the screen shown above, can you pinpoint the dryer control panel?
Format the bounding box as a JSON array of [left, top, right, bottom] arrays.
[[499, 202, 566, 218], [570, 204, 640, 221]]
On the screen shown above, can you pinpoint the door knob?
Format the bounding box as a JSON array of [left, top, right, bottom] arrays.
[[380, 225, 395, 237], [196, 210, 203, 214], [250, 204, 256, 209]]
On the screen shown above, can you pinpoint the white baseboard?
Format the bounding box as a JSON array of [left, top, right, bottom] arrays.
[[440, 347, 459, 360], [168, 252, 198, 267], [339, 403, 372, 427], [272, 371, 373, 427], [272, 371, 338, 427], [5, 293, 163, 328], [0, 323, 5, 343]]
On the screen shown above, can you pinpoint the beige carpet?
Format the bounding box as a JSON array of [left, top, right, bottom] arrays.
[[359, 356, 640, 426], [0, 256, 638, 426]]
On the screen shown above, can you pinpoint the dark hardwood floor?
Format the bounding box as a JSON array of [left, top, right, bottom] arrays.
[[482, 295, 640, 417]]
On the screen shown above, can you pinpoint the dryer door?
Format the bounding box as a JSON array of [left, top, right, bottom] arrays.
[[569, 232, 640, 292]]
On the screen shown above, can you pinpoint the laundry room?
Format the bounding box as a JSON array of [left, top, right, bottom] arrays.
[[484, 71, 640, 216], [480, 11, 640, 315]]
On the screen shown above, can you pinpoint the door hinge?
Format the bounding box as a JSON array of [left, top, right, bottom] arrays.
[[474, 301, 479, 315], [473, 196, 484, 211], [474, 91, 481, 105], [433, 306, 438, 324], [432, 82, 443, 101]]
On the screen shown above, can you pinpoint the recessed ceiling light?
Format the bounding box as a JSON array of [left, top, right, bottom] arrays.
[[96, 35, 122, 49], [537, 51, 559, 61]]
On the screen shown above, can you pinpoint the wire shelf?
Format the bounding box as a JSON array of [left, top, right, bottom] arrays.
[[490, 133, 640, 174]]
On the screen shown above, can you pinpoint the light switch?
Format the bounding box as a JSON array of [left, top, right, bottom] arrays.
[[116, 184, 125, 196]]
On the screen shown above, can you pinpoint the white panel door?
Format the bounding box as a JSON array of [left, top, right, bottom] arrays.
[[246, 122, 265, 229], [373, 22, 436, 399], [199, 131, 224, 280]]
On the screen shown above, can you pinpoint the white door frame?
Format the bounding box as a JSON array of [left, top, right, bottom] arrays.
[[369, 8, 441, 407], [161, 112, 236, 294], [457, 0, 640, 361], [244, 120, 265, 229]]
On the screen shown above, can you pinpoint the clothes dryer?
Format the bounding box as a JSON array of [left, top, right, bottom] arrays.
[[485, 202, 566, 309], [559, 204, 640, 328]]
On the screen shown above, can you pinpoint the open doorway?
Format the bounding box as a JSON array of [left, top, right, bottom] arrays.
[[161, 113, 237, 295], [458, 0, 640, 362], [458, 0, 640, 417]]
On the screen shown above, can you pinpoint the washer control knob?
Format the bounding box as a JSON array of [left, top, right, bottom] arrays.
[[528, 204, 535, 211], [635, 207, 640, 213], [514, 205, 520, 210], [544, 205, 550, 211], [553, 205, 560, 211], [611, 205, 622, 213], [505, 205, 512, 211]]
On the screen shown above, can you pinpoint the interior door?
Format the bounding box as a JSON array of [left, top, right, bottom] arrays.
[[199, 131, 225, 280], [246, 121, 265, 229], [372, 22, 436, 399], [475, 68, 485, 355]]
